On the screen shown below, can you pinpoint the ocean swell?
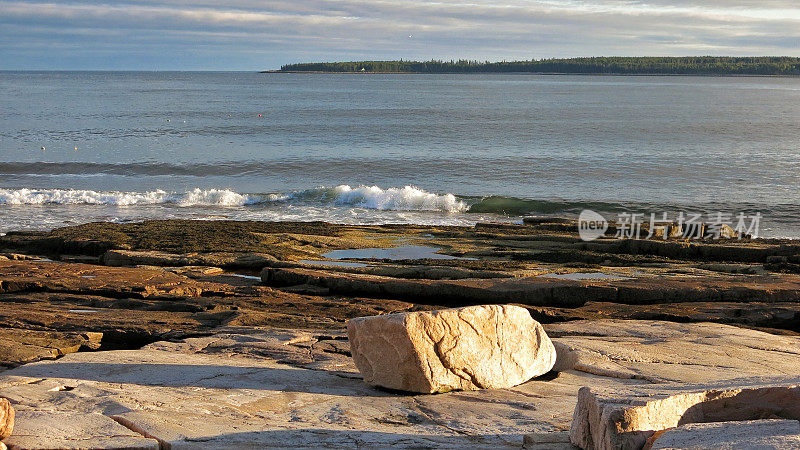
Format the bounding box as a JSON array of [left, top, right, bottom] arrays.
[[465, 196, 634, 216]]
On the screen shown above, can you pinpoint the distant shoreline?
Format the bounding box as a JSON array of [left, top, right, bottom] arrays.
[[272, 57, 800, 77], [263, 70, 799, 78]]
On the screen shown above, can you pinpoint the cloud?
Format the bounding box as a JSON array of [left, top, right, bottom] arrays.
[[1, 0, 799, 69]]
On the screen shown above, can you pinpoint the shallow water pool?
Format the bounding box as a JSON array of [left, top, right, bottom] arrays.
[[322, 245, 470, 261]]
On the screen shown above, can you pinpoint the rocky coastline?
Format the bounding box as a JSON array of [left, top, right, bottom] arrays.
[[0, 218, 799, 448]]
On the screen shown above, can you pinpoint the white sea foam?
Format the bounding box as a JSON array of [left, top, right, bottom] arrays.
[[0, 185, 467, 213], [0, 188, 253, 207], [176, 189, 252, 206], [328, 185, 467, 213]]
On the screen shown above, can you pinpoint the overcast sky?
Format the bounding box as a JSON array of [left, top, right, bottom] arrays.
[[2, 0, 799, 70]]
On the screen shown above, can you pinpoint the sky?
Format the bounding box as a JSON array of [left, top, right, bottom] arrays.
[[1, 0, 800, 70]]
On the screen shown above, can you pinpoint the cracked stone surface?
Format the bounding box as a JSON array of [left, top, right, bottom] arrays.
[[2, 411, 159, 450], [347, 305, 556, 393], [0, 320, 797, 448]]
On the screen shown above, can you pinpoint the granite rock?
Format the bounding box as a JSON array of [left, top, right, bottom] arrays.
[[545, 320, 800, 383], [0, 397, 13, 439], [648, 419, 800, 450], [347, 305, 556, 393], [569, 382, 800, 450], [2, 411, 158, 450], [0, 321, 799, 448]]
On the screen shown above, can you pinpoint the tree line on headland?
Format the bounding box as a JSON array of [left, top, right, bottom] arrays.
[[277, 57, 800, 75]]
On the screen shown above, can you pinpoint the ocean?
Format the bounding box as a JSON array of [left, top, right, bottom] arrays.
[[1, 71, 799, 237]]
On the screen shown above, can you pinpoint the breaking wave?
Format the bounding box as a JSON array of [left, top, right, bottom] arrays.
[[306, 185, 468, 213], [0, 185, 468, 212], [1, 186, 797, 238], [0, 188, 261, 207], [8, 185, 774, 218]]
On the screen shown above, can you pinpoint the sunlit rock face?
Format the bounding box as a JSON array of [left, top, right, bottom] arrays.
[[347, 305, 556, 393], [0, 397, 13, 439], [570, 384, 800, 450]]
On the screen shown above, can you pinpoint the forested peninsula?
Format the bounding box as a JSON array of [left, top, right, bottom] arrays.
[[274, 57, 800, 75]]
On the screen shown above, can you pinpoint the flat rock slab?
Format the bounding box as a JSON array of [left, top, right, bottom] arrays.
[[347, 305, 556, 393], [0, 321, 798, 448], [263, 266, 800, 307], [3, 411, 158, 450], [102, 250, 276, 269], [0, 327, 571, 449], [545, 320, 800, 383], [0, 260, 220, 299], [649, 419, 800, 450], [523, 431, 578, 449], [528, 301, 800, 332], [0, 259, 432, 356], [0, 329, 102, 369]]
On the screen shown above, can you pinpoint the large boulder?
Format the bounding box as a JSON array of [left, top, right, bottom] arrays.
[[0, 397, 13, 439], [347, 305, 556, 393]]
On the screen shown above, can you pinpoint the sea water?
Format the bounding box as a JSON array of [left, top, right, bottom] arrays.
[[1, 71, 799, 237]]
